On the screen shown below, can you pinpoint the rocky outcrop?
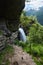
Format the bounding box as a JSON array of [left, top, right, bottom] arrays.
[[0, 35, 6, 51], [0, 0, 25, 20], [0, 32, 18, 51], [0, 0, 25, 34]]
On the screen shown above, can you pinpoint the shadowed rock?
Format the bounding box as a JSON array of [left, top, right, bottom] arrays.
[[0, 0, 25, 19], [13, 61, 19, 65], [0, 0, 25, 36]]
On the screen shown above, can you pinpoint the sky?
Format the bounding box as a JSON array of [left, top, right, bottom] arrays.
[[24, 0, 43, 11]]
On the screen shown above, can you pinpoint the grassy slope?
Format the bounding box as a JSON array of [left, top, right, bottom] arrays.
[[23, 43, 43, 65]]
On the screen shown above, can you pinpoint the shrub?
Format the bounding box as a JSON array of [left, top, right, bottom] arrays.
[[29, 24, 43, 44], [20, 12, 38, 35]]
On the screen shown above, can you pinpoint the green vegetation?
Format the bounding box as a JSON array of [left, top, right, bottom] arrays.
[[20, 11, 43, 44], [20, 11, 38, 35], [15, 12, 43, 65], [29, 24, 43, 44], [0, 11, 43, 65], [0, 45, 14, 65], [14, 40, 43, 65]]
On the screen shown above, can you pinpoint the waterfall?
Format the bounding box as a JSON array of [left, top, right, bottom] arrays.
[[18, 27, 26, 42]]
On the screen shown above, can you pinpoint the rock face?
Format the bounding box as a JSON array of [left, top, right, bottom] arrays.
[[0, 0, 25, 20], [0, 35, 6, 51], [0, 0, 25, 34]]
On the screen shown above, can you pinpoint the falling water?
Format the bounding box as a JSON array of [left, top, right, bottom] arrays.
[[18, 28, 26, 42]]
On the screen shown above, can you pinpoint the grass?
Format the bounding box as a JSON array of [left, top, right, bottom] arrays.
[[0, 45, 14, 65], [23, 43, 43, 65], [33, 56, 43, 65]]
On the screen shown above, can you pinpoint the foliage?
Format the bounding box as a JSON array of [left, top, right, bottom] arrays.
[[19, 12, 43, 65], [20, 11, 38, 25], [20, 11, 43, 44], [15, 40, 43, 65], [33, 56, 43, 65], [0, 45, 14, 65], [14, 39, 27, 48], [20, 11, 38, 35], [29, 24, 43, 44]]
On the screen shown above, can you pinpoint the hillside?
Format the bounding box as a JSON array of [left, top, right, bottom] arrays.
[[0, 12, 43, 65]]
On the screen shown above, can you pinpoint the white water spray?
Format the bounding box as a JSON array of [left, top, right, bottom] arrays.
[[18, 27, 26, 42]]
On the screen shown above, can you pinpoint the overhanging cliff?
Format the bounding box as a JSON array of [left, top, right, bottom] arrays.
[[0, 0, 25, 20]]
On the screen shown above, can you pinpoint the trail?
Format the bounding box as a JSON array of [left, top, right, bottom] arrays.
[[9, 45, 36, 65]]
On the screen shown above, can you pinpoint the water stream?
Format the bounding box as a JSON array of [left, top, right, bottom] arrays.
[[18, 27, 26, 42]]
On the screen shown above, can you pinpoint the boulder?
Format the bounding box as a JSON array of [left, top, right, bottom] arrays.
[[0, 0, 25, 34]]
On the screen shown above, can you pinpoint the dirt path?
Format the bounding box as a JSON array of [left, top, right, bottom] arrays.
[[9, 45, 36, 65]]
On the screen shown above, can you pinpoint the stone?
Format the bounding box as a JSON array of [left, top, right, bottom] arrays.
[[0, 0, 25, 34], [13, 61, 19, 65], [0, 0, 25, 20], [0, 35, 6, 50]]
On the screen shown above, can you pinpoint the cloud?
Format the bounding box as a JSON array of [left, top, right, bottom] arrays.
[[24, 0, 43, 11]]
